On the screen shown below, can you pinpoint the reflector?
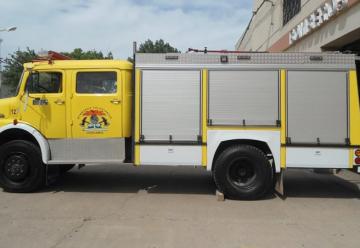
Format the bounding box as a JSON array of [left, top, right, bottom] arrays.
[[355, 157, 360, 165], [355, 149, 360, 157]]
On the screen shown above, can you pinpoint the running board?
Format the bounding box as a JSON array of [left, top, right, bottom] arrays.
[[47, 160, 128, 165], [48, 138, 126, 163]]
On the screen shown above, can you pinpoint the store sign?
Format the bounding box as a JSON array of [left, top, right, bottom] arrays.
[[289, 0, 348, 44]]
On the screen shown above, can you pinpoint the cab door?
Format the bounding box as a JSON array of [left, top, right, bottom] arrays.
[[70, 69, 123, 138], [20, 70, 66, 138]]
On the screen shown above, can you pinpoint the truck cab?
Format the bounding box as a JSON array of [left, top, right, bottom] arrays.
[[0, 59, 133, 192]]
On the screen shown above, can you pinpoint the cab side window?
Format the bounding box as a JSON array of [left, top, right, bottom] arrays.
[[27, 72, 62, 94], [76, 72, 117, 94]]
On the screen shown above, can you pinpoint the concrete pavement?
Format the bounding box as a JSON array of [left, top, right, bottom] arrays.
[[0, 165, 360, 248]]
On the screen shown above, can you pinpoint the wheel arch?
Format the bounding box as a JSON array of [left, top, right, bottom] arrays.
[[207, 130, 281, 173], [0, 123, 50, 164], [212, 139, 273, 171]]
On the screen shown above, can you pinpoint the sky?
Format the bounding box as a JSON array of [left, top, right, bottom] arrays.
[[0, 0, 253, 59]]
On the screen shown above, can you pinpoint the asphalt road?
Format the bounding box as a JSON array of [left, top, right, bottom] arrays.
[[0, 165, 360, 248]]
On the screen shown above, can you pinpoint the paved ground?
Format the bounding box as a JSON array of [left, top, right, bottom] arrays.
[[1, 165, 360, 248]]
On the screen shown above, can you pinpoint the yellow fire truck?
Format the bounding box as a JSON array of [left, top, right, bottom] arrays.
[[0, 49, 359, 199]]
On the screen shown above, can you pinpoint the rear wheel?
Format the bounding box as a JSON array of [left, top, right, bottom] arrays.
[[0, 140, 45, 193], [213, 145, 273, 200]]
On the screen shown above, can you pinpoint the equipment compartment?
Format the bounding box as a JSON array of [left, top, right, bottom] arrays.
[[287, 71, 348, 145], [141, 70, 201, 142], [208, 70, 279, 126]]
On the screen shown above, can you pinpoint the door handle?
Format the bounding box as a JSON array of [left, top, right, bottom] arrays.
[[110, 99, 121, 104], [54, 99, 65, 105]]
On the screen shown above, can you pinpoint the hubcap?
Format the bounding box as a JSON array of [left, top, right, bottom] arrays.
[[4, 154, 29, 182], [228, 158, 256, 187]]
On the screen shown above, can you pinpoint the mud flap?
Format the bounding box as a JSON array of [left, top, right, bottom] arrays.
[[45, 164, 60, 186], [275, 169, 285, 199]]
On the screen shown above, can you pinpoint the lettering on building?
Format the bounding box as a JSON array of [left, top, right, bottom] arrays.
[[289, 0, 348, 44]]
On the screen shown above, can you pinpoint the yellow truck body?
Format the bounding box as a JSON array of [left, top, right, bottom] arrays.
[[0, 51, 359, 199]]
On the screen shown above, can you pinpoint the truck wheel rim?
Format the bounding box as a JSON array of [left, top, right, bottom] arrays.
[[228, 157, 256, 187], [4, 153, 29, 182]]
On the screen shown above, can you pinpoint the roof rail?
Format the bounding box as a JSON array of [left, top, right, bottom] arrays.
[[32, 50, 72, 63], [187, 47, 268, 54]]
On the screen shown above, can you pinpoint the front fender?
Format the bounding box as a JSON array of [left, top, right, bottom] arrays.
[[0, 123, 51, 164]]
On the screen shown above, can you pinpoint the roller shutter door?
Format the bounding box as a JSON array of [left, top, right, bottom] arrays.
[[141, 70, 201, 142], [209, 70, 279, 126], [287, 71, 348, 145]]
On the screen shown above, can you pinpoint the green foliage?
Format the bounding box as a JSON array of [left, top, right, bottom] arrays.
[[138, 39, 180, 53], [0, 48, 113, 98], [127, 39, 180, 63], [0, 41, 178, 97], [127, 57, 134, 63], [1, 48, 37, 97], [61, 48, 113, 60]]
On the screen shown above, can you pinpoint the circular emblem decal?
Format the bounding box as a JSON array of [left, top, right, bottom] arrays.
[[78, 107, 111, 133]]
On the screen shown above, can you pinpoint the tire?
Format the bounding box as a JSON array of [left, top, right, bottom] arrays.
[[0, 140, 45, 193], [213, 145, 273, 200], [58, 164, 75, 174]]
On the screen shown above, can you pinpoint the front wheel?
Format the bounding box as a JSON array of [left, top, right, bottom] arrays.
[[0, 140, 45, 193], [213, 145, 273, 200]]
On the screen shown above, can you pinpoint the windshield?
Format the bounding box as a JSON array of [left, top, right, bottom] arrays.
[[0, 70, 24, 99], [15, 70, 25, 97]]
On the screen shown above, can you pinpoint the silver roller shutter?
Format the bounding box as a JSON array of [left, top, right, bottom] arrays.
[[141, 70, 201, 142], [287, 71, 348, 145], [209, 70, 279, 126]]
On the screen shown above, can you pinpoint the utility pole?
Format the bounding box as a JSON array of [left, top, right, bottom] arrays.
[[0, 26, 17, 93], [0, 38, 3, 89]]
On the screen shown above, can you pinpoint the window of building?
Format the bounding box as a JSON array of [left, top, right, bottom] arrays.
[[283, 0, 301, 26], [76, 72, 117, 94], [27, 72, 62, 94]]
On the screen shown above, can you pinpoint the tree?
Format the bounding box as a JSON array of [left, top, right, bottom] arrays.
[[128, 39, 180, 62], [1, 48, 37, 97], [138, 39, 180, 53], [61, 48, 113, 60], [0, 48, 113, 98]]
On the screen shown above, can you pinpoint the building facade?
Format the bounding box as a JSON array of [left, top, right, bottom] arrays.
[[236, 0, 360, 54]]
